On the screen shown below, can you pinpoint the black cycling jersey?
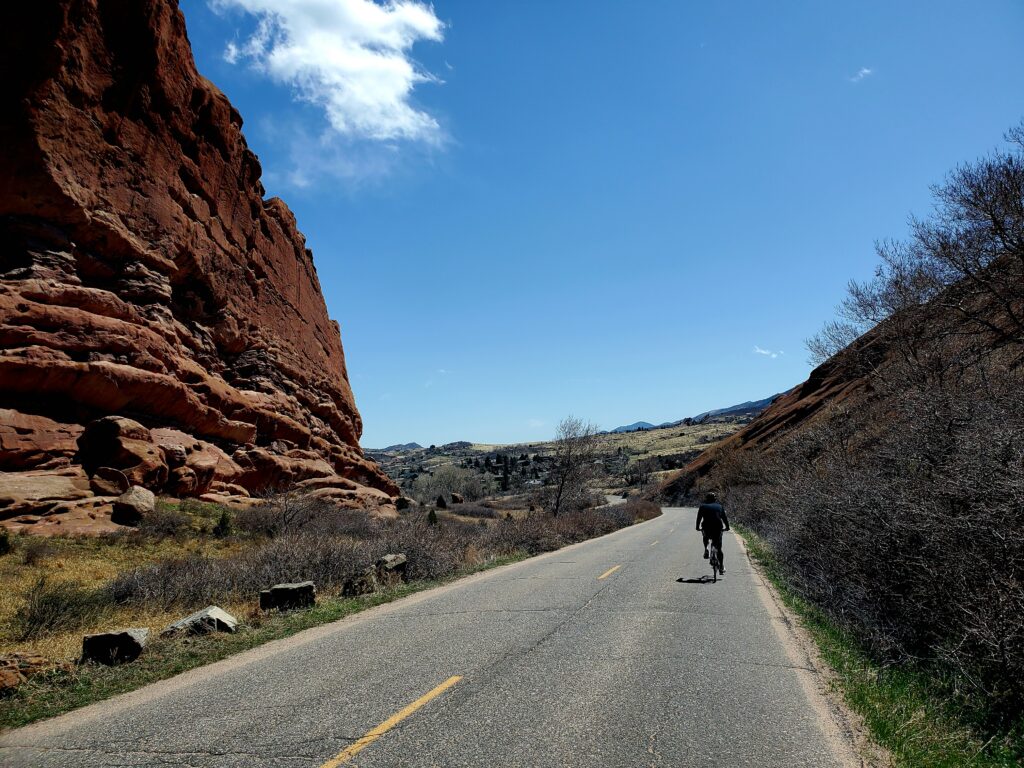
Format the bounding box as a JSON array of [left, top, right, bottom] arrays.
[[696, 502, 729, 532]]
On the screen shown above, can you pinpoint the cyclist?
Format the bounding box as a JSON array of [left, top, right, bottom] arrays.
[[696, 492, 730, 574]]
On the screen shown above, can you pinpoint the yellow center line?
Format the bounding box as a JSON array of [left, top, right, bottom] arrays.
[[321, 675, 463, 767], [598, 564, 622, 580]]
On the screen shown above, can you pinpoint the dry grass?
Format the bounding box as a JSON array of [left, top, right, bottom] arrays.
[[0, 530, 244, 661], [0, 497, 653, 666]]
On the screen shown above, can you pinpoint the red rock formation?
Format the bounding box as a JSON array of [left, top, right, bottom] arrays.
[[0, 0, 396, 530]]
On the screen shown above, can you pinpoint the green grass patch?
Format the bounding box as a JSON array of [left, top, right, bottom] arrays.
[[735, 525, 1022, 768], [0, 553, 525, 731]]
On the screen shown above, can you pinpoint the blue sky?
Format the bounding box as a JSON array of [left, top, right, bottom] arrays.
[[179, 0, 1024, 448]]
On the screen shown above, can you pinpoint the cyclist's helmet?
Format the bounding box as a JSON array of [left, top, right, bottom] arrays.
[[704, 492, 718, 503]]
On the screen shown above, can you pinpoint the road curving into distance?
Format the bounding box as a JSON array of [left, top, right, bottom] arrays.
[[0, 508, 859, 767]]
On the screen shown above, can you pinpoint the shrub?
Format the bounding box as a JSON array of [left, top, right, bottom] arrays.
[[235, 495, 324, 538], [21, 539, 54, 566], [138, 506, 190, 538], [212, 510, 232, 538], [14, 577, 111, 640], [105, 493, 648, 612], [624, 499, 661, 522], [0, 528, 11, 556], [452, 503, 498, 519]]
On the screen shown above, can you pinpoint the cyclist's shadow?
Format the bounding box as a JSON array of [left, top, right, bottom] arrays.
[[676, 576, 718, 584]]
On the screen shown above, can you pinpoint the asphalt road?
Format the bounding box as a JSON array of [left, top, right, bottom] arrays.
[[0, 508, 858, 767]]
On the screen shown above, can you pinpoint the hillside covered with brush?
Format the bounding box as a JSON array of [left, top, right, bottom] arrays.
[[660, 124, 1024, 753]]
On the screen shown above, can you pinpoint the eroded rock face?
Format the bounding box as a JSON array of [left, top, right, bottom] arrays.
[[0, 0, 397, 530]]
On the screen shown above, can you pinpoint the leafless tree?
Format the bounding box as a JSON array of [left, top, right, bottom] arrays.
[[624, 455, 658, 491], [808, 121, 1024, 369], [543, 416, 599, 517]]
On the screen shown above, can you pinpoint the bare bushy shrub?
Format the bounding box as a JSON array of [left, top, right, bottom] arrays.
[[716, 124, 1024, 729], [21, 539, 54, 566], [234, 494, 325, 537], [624, 499, 661, 522], [14, 577, 110, 640], [138, 505, 190, 538], [106, 493, 649, 618], [452, 503, 499, 519]]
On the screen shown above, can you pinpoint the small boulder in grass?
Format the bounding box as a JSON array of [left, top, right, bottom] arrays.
[[341, 567, 378, 597], [450, 492, 464, 504], [375, 553, 408, 587], [111, 485, 155, 526], [259, 581, 316, 611], [81, 628, 149, 665], [162, 606, 238, 637]]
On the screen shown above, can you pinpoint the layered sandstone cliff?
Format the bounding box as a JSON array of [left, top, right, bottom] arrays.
[[0, 0, 397, 531]]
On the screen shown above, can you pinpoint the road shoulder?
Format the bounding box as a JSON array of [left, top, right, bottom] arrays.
[[735, 532, 893, 768]]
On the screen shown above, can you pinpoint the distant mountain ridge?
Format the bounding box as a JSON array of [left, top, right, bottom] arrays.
[[606, 393, 782, 434], [689, 394, 781, 422], [375, 394, 782, 449], [608, 421, 657, 433]]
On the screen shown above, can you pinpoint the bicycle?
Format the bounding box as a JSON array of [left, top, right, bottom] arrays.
[[708, 540, 722, 583]]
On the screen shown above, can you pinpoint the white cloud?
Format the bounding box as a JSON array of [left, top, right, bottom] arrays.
[[849, 67, 873, 83], [256, 115, 413, 189], [753, 346, 784, 359], [527, 418, 545, 429], [213, 0, 445, 144]]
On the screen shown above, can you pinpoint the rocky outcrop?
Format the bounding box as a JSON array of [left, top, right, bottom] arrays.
[[81, 628, 149, 665], [0, 1, 397, 531], [259, 581, 316, 611], [162, 605, 238, 637]]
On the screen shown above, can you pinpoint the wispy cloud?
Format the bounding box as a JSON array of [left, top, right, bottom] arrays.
[[848, 67, 873, 83], [212, 0, 445, 183], [753, 345, 784, 359], [527, 418, 545, 429]]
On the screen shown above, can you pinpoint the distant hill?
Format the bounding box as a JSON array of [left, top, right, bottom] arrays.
[[609, 394, 782, 434], [689, 394, 782, 422], [607, 421, 657, 434], [380, 442, 423, 452]]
